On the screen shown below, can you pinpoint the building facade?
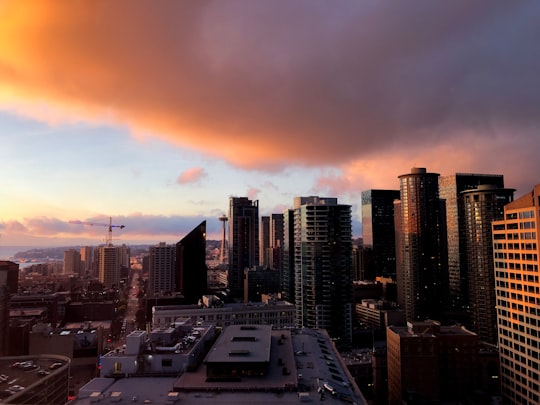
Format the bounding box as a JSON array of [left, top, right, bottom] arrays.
[[493, 184, 540, 404], [228, 197, 259, 300], [99, 246, 121, 289], [63, 249, 81, 276], [0, 261, 19, 356], [148, 242, 176, 297], [439, 173, 505, 314], [361, 189, 400, 280], [387, 321, 480, 403], [396, 168, 447, 322], [176, 221, 207, 305], [462, 184, 514, 344], [293, 196, 353, 347]]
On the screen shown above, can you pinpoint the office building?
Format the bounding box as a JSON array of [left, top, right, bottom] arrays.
[[98, 246, 121, 289], [176, 221, 207, 304], [228, 197, 259, 299], [462, 185, 514, 344], [0, 261, 19, 356], [439, 173, 505, 313], [148, 242, 176, 297], [293, 196, 353, 347], [63, 248, 81, 276], [493, 184, 540, 404], [151, 295, 294, 329], [387, 320, 480, 403], [361, 189, 400, 280], [396, 167, 447, 322]]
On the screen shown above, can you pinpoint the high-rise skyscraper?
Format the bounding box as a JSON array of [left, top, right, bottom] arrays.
[[282, 209, 295, 303], [493, 184, 540, 404], [260, 216, 271, 268], [176, 221, 207, 304], [148, 242, 176, 297], [228, 197, 259, 300], [361, 189, 400, 280], [0, 261, 18, 356], [396, 167, 447, 322], [99, 246, 121, 288], [439, 173, 505, 313], [269, 213, 284, 271], [293, 196, 353, 347], [462, 185, 514, 344]]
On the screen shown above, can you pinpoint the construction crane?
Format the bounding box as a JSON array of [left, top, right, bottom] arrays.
[[69, 217, 126, 246]]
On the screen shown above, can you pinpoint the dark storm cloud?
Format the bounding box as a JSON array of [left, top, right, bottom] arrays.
[[0, 0, 538, 170]]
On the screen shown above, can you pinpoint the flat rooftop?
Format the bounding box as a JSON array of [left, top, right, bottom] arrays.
[[72, 328, 367, 405]]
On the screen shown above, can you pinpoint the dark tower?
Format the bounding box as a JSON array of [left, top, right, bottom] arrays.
[[439, 173, 505, 314], [361, 189, 400, 280], [396, 168, 447, 322], [462, 185, 514, 344], [176, 221, 207, 304], [228, 197, 259, 300]]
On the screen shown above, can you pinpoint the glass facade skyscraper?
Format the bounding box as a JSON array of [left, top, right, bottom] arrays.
[[396, 168, 447, 322]]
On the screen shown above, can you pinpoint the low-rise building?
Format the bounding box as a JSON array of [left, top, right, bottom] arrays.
[[152, 296, 295, 329]]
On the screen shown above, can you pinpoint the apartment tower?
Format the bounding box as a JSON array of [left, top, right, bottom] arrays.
[[228, 197, 259, 300], [293, 196, 353, 347], [396, 167, 447, 322], [148, 242, 176, 297], [98, 246, 121, 289], [493, 184, 540, 404]]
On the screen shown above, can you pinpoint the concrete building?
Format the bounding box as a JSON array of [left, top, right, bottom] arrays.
[[0, 354, 70, 404], [492, 184, 540, 404], [151, 295, 295, 329], [73, 326, 367, 405], [439, 173, 505, 315], [98, 246, 121, 289], [462, 184, 514, 344], [148, 242, 176, 297], [355, 299, 405, 331], [387, 320, 481, 403], [228, 197, 259, 300], [63, 249, 82, 276], [293, 196, 353, 348], [395, 167, 447, 322], [361, 189, 400, 280]]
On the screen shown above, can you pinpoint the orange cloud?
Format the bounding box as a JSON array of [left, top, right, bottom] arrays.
[[176, 167, 207, 185], [0, 1, 539, 174]]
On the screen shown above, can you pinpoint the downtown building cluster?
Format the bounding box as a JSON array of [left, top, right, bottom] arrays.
[[2, 167, 540, 404]]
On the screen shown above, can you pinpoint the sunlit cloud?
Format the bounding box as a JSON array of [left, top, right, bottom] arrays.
[[0, 0, 538, 176], [176, 167, 207, 185]]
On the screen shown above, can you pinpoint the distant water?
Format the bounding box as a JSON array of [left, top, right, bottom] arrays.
[[0, 246, 44, 260]]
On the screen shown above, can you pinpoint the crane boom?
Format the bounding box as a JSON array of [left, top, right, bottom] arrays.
[[69, 217, 125, 246]]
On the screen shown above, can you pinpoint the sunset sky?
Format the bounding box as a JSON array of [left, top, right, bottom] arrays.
[[1, 1, 539, 247]]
